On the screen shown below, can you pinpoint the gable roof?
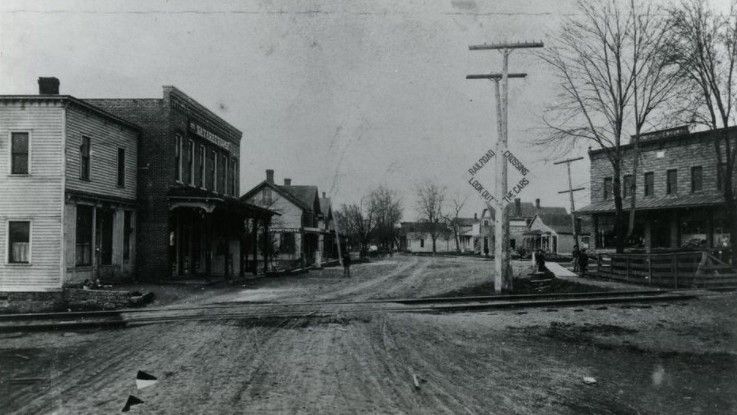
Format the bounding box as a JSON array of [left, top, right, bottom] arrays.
[[241, 181, 308, 211], [532, 211, 592, 235], [280, 185, 319, 213]]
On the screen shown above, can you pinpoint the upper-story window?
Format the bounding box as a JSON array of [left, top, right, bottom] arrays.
[[623, 174, 632, 198], [196, 145, 205, 188], [717, 162, 727, 191], [263, 188, 272, 205], [691, 166, 703, 192], [231, 157, 238, 196], [218, 153, 226, 194], [10, 132, 29, 175], [80, 136, 91, 180], [666, 169, 677, 195], [207, 149, 215, 191], [184, 139, 194, 186], [644, 172, 654, 196], [174, 135, 182, 182], [117, 148, 125, 187], [603, 177, 613, 200]]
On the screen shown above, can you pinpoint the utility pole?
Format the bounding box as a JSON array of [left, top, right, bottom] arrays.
[[554, 156, 585, 246], [467, 41, 543, 293]]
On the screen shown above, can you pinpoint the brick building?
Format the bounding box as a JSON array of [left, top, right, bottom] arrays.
[[0, 78, 140, 291], [86, 86, 275, 280], [579, 126, 737, 252]]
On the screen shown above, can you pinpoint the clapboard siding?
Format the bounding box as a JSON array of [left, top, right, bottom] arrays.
[[65, 104, 138, 200], [0, 101, 63, 290]]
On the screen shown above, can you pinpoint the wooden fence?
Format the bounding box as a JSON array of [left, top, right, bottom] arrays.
[[594, 251, 737, 289]]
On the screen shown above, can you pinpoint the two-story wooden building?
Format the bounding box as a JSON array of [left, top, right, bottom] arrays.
[[0, 78, 140, 291], [86, 86, 275, 280], [241, 170, 333, 269], [579, 126, 737, 252]]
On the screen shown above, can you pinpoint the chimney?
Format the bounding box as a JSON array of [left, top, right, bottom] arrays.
[[514, 198, 521, 216], [283, 178, 292, 186], [38, 77, 60, 95], [322, 192, 326, 198], [535, 198, 541, 209], [266, 169, 274, 184]]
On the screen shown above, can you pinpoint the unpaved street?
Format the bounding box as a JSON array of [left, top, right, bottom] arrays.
[[1, 255, 736, 414]]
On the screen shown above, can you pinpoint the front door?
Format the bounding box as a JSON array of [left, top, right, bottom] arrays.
[[95, 208, 114, 278]]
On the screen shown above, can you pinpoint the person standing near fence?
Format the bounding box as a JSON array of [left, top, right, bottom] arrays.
[[572, 244, 580, 272], [578, 248, 588, 277]]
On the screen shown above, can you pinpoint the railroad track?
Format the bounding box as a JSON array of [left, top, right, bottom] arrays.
[[0, 290, 697, 332]]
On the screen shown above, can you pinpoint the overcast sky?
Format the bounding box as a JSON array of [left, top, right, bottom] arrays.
[[2, 0, 612, 219]]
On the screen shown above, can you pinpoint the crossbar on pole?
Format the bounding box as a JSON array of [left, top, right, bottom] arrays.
[[466, 73, 527, 80], [553, 156, 584, 165], [469, 41, 544, 50], [558, 187, 586, 194]]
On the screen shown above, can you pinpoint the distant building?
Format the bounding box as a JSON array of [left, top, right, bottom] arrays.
[[0, 78, 140, 291], [578, 126, 737, 252], [399, 221, 454, 253], [241, 170, 335, 269], [523, 213, 591, 255], [86, 86, 275, 280]]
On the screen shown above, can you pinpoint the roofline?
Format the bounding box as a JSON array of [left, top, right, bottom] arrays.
[[0, 95, 142, 133], [163, 85, 242, 138], [240, 180, 312, 212], [588, 125, 737, 157]]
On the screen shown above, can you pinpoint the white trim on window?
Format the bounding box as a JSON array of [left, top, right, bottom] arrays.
[[6, 219, 32, 265], [175, 134, 183, 183], [199, 145, 206, 189], [8, 130, 32, 176], [213, 150, 218, 193], [188, 139, 195, 187]]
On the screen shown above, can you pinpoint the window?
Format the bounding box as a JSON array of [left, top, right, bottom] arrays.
[[227, 157, 234, 196], [603, 177, 613, 200], [218, 153, 226, 194], [691, 166, 703, 192], [123, 211, 133, 261], [76, 205, 93, 266], [206, 150, 216, 190], [80, 136, 91, 180], [175, 135, 182, 182], [280, 232, 295, 254], [184, 139, 194, 185], [232, 157, 239, 196], [8, 221, 30, 263], [717, 162, 727, 191], [10, 132, 29, 174], [420, 238, 425, 248], [117, 148, 125, 187], [644, 172, 654, 196], [196, 145, 205, 188], [623, 174, 632, 198], [223, 156, 230, 195], [263, 188, 272, 204], [666, 169, 677, 195]]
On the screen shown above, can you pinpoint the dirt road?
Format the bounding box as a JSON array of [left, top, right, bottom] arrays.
[[1, 255, 736, 414]]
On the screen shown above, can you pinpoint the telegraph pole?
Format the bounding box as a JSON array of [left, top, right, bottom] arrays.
[[554, 156, 585, 246], [468, 41, 543, 293]]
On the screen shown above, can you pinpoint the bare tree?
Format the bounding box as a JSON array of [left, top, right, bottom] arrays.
[[669, 0, 737, 264], [626, 0, 684, 238], [444, 193, 468, 253], [367, 186, 403, 254], [415, 182, 446, 254], [335, 201, 375, 259], [539, 0, 635, 253]]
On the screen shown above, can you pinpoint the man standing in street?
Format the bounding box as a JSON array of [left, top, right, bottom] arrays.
[[342, 251, 352, 278]]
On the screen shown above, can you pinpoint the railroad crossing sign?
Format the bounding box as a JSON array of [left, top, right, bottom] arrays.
[[465, 146, 532, 208]]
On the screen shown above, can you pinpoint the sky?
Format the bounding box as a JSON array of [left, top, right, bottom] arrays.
[[2, 0, 607, 219]]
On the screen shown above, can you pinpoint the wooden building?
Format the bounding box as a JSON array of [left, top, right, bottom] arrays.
[[0, 78, 140, 291]]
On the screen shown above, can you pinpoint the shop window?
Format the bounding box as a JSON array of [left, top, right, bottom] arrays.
[[80, 136, 91, 180], [10, 132, 29, 175], [117, 148, 125, 187], [603, 177, 612, 200], [123, 211, 133, 261], [175, 135, 182, 182], [691, 166, 703, 192], [623, 174, 632, 198], [8, 221, 30, 264], [644, 172, 654, 196], [666, 169, 677, 194], [76, 206, 93, 266]]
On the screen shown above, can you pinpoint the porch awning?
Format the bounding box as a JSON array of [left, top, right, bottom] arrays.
[[167, 187, 278, 218], [578, 193, 725, 214]]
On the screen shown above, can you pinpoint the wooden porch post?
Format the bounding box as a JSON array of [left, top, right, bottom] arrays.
[[252, 218, 258, 275]]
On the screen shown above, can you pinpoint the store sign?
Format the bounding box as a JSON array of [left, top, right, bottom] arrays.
[[188, 121, 237, 153]]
